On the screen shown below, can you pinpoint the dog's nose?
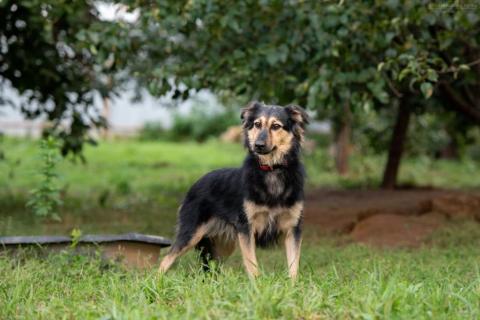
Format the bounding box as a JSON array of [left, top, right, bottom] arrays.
[[255, 141, 266, 150]]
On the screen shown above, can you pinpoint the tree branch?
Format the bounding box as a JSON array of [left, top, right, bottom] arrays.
[[383, 73, 403, 98], [440, 82, 480, 123]]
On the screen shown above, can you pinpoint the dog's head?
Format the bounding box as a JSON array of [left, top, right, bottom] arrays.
[[241, 102, 309, 165]]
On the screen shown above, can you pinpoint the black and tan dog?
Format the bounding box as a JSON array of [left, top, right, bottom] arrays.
[[159, 102, 308, 279]]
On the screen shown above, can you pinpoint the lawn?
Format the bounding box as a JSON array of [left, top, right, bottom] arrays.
[[1, 137, 480, 319], [1, 137, 479, 236], [1, 224, 480, 319]]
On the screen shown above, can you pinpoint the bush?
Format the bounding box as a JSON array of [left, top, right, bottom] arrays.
[[139, 105, 239, 142], [138, 122, 167, 141], [27, 137, 63, 221]]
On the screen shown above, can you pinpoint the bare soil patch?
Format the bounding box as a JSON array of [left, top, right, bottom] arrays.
[[304, 188, 480, 247]]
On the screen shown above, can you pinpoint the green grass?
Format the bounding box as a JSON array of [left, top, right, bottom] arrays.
[[1, 137, 479, 237], [1, 137, 480, 319], [1, 223, 480, 319], [0, 138, 245, 237], [2, 137, 480, 195]]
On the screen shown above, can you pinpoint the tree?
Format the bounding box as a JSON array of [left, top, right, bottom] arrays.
[[0, 1, 129, 156], [3, 0, 479, 187], [121, 0, 480, 188], [378, 2, 480, 187], [123, 1, 392, 175]]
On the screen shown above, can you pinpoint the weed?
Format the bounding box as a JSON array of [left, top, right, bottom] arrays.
[[26, 136, 63, 221]]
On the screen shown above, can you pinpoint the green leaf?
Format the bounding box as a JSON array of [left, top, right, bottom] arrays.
[[426, 69, 438, 82], [420, 82, 433, 99]]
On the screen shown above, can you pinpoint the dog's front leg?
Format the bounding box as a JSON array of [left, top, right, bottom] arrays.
[[238, 232, 259, 278], [285, 227, 302, 280]]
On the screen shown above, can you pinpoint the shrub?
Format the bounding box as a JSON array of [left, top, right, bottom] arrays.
[[138, 122, 167, 141], [139, 105, 239, 142], [27, 137, 62, 220]]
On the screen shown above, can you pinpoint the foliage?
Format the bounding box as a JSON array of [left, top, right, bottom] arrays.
[[122, 1, 479, 116], [0, 134, 22, 180], [140, 105, 239, 142], [26, 137, 62, 220], [3, 0, 480, 170], [138, 122, 168, 141], [354, 111, 471, 158], [119, 0, 480, 186], [0, 0, 130, 156], [70, 228, 83, 248]]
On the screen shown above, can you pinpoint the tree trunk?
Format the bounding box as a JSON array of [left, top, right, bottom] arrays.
[[335, 102, 352, 176], [381, 99, 412, 189]]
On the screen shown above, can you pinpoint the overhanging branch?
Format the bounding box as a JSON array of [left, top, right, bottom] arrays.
[[440, 83, 480, 123]]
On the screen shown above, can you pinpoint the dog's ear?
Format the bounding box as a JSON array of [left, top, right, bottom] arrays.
[[285, 104, 309, 128], [240, 101, 261, 127], [285, 104, 309, 140]]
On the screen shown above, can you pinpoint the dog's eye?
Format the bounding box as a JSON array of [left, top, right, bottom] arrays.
[[254, 121, 262, 129], [271, 123, 282, 131]]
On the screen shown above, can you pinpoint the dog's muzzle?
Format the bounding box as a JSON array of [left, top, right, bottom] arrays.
[[254, 141, 275, 154]]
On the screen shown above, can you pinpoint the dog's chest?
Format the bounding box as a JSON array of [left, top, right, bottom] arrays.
[[264, 171, 285, 196], [258, 170, 296, 200], [243, 200, 303, 234]]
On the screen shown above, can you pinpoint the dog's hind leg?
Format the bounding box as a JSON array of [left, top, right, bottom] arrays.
[[196, 236, 236, 272], [196, 237, 215, 271], [159, 223, 209, 273]]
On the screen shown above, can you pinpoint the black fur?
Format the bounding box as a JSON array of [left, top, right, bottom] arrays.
[[195, 237, 215, 271], [168, 103, 307, 268]]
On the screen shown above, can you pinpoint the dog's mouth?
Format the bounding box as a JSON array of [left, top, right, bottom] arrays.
[[254, 146, 276, 155]]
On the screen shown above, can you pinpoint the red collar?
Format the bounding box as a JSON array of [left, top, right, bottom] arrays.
[[258, 161, 287, 171], [259, 164, 274, 171]]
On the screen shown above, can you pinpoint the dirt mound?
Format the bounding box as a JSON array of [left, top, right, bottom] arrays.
[[350, 213, 445, 248], [431, 194, 480, 220], [220, 126, 243, 143], [304, 189, 480, 248]]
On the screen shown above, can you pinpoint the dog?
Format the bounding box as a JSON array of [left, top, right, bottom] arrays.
[[159, 101, 308, 279]]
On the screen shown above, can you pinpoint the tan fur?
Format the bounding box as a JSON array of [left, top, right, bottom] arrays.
[[206, 218, 237, 243], [268, 117, 294, 158], [242, 200, 303, 279], [246, 115, 267, 150], [243, 200, 303, 235], [160, 218, 238, 272], [247, 115, 295, 166], [285, 230, 302, 279], [211, 236, 236, 260], [237, 232, 259, 278], [206, 219, 237, 260], [159, 223, 210, 273]]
